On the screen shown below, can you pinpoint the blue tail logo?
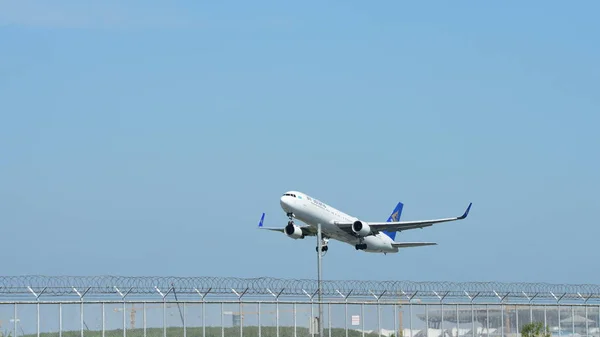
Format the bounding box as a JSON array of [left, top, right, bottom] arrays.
[[383, 202, 403, 240]]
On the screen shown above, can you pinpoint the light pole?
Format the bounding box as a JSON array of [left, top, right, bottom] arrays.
[[317, 223, 324, 337]]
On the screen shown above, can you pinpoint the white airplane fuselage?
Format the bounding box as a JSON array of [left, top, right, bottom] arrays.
[[280, 191, 398, 253]]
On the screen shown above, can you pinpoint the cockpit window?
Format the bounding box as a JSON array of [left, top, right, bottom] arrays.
[[283, 193, 297, 198]]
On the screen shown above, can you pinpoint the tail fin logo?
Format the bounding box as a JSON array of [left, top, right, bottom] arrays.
[[391, 210, 399, 222]]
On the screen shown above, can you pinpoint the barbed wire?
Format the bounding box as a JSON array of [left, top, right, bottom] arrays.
[[1, 276, 600, 303]]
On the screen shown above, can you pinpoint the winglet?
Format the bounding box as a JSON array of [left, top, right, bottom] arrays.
[[258, 213, 265, 227], [458, 203, 472, 219]]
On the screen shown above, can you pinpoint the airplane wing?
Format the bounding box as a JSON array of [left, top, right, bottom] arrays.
[[257, 213, 317, 236], [335, 202, 472, 233], [392, 242, 437, 248]]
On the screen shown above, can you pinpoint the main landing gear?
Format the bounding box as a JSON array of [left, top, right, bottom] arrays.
[[355, 238, 367, 250], [316, 237, 329, 252]]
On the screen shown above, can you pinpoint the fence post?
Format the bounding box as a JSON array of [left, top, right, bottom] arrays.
[[544, 305, 547, 331], [268, 288, 285, 337], [336, 289, 352, 337], [60, 303, 63, 337], [143, 303, 146, 337], [406, 291, 418, 337], [455, 304, 459, 337], [233, 288, 249, 337], [486, 304, 489, 337], [14, 302, 17, 337], [464, 291, 480, 337], [103, 303, 106, 337], [494, 291, 508, 337], [303, 289, 319, 337], [73, 287, 90, 337], [328, 303, 331, 337], [434, 291, 448, 337], [28, 286, 47, 337], [585, 305, 589, 337], [115, 286, 133, 336], [361, 303, 365, 337], [394, 304, 397, 337], [572, 306, 575, 337], [370, 290, 387, 337], [515, 305, 519, 335], [551, 292, 566, 337], [425, 304, 429, 337], [558, 304, 561, 336], [195, 287, 211, 337], [522, 291, 539, 324], [222, 302, 224, 337], [578, 292, 593, 337], [155, 285, 174, 337]]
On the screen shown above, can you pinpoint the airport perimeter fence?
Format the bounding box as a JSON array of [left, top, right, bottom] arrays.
[[1, 276, 600, 337]]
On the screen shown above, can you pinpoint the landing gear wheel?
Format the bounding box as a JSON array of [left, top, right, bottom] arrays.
[[355, 238, 366, 250], [316, 245, 329, 252]]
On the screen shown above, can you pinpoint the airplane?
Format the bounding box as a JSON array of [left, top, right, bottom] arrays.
[[258, 191, 472, 254]]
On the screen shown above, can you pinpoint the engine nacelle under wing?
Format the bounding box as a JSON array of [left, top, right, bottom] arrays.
[[352, 220, 372, 237], [284, 224, 304, 239]]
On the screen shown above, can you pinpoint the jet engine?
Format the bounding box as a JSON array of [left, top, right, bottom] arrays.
[[284, 224, 304, 239], [351, 220, 372, 237]]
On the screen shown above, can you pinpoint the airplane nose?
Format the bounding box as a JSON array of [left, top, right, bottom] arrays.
[[280, 196, 293, 212]]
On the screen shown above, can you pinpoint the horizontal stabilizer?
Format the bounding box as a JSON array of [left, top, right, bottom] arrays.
[[392, 242, 437, 248], [256, 212, 316, 236]]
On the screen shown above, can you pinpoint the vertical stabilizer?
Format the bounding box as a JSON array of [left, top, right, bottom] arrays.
[[383, 202, 403, 240]]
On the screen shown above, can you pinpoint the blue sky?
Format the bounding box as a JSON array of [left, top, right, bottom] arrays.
[[1, 0, 599, 285]]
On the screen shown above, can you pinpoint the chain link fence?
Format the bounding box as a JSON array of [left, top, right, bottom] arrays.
[[1, 277, 599, 337], [1, 301, 599, 337]]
